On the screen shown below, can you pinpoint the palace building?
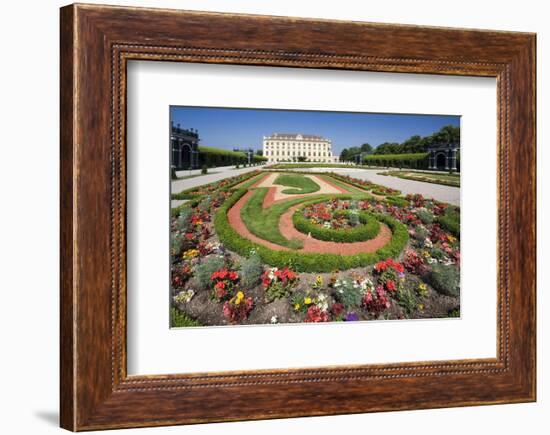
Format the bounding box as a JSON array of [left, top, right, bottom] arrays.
[[263, 133, 339, 163]]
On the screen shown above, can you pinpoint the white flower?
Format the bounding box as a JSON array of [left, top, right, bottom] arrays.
[[270, 315, 278, 324], [427, 257, 437, 264], [424, 238, 433, 248], [316, 293, 329, 312], [267, 267, 277, 281]]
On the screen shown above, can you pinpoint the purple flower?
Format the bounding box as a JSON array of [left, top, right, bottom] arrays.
[[344, 312, 359, 321]]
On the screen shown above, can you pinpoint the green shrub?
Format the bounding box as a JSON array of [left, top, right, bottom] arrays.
[[240, 251, 263, 289], [396, 287, 419, 315], [427, 264, 460, 297], [416, 209, 434, 224], [193, 256, 225, 290], [385, 196, 409, 207], [201, 165, 208, 175], [332, 280, 364, 309], [293, 208, 381, 243], [430, 247, 446, 260], [170, 308, 201, 327], [198, 145, 247, 167], [413, 225, 429, 241], [437, 208, 460, 238], [175, 207, 192, 231]]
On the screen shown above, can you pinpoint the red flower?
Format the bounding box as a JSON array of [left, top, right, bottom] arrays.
[[331, 303, 345, 317], [214, 281, 226, 290], [227, 271, 239, 281], [374, 261, 388, 272], [304, 306, 329, 323], [386, 280, 397, 292]]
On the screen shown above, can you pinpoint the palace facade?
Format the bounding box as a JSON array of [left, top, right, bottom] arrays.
[[263, 133, 339, 163]]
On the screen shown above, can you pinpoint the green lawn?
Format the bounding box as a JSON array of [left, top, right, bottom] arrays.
[[273, 173, 321, 194], [379, 170, 460, 187], [240, 188, 308, 249]]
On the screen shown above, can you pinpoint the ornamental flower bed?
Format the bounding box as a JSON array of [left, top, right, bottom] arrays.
[[170, 171, 461, 327], [222, 291, 254, 324], [172, 170, 261, 199], [210, 268, 240, 301], [261, 267, 298, 301]]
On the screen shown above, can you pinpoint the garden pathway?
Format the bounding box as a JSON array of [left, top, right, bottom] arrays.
[[227, 189, 393, 255]]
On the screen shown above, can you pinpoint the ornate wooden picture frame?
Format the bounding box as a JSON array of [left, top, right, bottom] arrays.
[[60, 3, 536, 431]]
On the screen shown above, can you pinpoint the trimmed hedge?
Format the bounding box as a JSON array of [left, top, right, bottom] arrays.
[[198, 146, 267, 167], [436, 208, 460, 238], [363, 153, 429, 169], [293, 207, 381, 243], [170, 308, 201, 327], [214, 189, 409, 272]]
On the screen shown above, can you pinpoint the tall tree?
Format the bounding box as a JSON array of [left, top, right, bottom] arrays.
[[360, 143, 373, 154]]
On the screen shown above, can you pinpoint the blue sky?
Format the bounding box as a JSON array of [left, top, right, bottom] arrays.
[[170, 106, 460, 154]]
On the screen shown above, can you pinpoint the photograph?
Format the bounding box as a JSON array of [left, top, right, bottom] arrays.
[[169, 107, 461, 327]]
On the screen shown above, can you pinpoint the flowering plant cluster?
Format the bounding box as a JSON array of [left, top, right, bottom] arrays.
[[261, 267, 298, 301], [171, 263, 193, 289], [405, 193, 427, 208], [222, 291, 254, 324], [402, 249, 427, 275], [210, 268, 239, 301], [302, 200, 366, 230], [304, 305, 330, 323], [173, 289, 195, 304]]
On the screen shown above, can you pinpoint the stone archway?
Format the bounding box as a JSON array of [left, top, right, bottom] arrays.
[[181, 143, 192, 169], [435, 152, 447, 170]]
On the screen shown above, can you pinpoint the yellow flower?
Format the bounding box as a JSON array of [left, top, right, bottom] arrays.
[[422, 250, 430, 258], [304, 297, 312, 305], [234, 291, 244, 305], [294, 303, 301, 311], [418, 304, 425, 310], [183, 249, 199, 259], [448, 235, 457, 243], [315, 275, 323, 286]]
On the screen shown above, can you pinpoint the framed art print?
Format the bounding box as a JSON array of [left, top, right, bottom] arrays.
[[60, 3, 536, 431]]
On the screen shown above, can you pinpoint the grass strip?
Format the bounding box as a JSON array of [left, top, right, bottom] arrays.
[[273, 173, 321, 194]]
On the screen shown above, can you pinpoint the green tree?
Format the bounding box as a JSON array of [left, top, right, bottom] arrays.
[[360, 143, 373, 154]]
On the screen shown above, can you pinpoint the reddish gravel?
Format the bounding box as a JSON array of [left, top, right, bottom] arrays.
[[227, 190, 291, 252], [279, 205, 392, 254], [262, 174, 349, 208], [227, 191, 392, 255]]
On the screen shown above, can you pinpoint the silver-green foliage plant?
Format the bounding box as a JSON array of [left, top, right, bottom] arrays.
[[240, 251, 263, 289], [193, 256, 225, 290], [428, 263, 460, 297]]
